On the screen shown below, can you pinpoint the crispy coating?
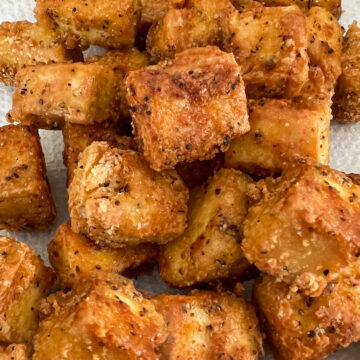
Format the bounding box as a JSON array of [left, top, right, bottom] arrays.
[[0, 21, 81, 87], [140, 0, 185, 25], [254, 275, 360, 360], [224, 99, 331, 176], [86, 49, 150, 120], [301, 7, 343, 101], [62, 122, 136, 187], [0, 344, 29, 360], [68, 141, 188, 248], [242, 159, 360, 297], [34, 0, 141, 49], [0, 125, 56, 231], [153, 289, 263, 359], [126, 46, 249, 171], [159, 168, 252, 288], [146, 0, 234, 60], [0, 236, 55, 345], [333, 22, 360, 123], [33, 275, 167, 360], [49, 223, 158, 289], [222, 4, 309, 99], [8, 62, 118, 129]]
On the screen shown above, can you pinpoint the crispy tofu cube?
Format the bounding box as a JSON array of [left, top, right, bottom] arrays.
[[333, 22, 360, 124], [0, 125, 56, 231], [126, 46, 249, 171], [146, 0, 234, 60], [86, 49, 150, 120], [34, 0, 141, 49], [0, 21, 81, 87], [68, 141, 188, 247], [301, 7, 342, 101], [140, 0, 185, 25], [159, 168, 252, 287], [8, 62, 118, 129], [0, 236, 55, 345], [62, 122, 136, 187], [222, 4, 309, 99], [242, 159, 360, 297], [224, 99, 331, 176], [253, 275, 360, 360], [32, 275, 167, 360], [49, 223, 158, 289], [0, 344, 29, 360], [310, 0, 342, 18], [152, 290, 263, 359]]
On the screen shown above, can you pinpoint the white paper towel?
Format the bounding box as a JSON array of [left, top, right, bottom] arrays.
[[0, 1, 359, 358]]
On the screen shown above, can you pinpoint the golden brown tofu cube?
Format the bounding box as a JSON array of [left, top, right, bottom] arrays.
[[224, 99, 331, 176], [333, 22, 360, 124], [301, 7, 342, 101], [62, 122, 136, 187], [159, 168, 252, 287], [152, 289, 263, 359], [0, 125, 56, 231], [146, 0, 233, 60], [49, 223, 158, 289], [126, 46, 249, 171], [0, 236, 56, 345], [253, 275, 360, 360], [8, 62, 118, 129], [222, 4, 309, 99], [0, 21, 81, 87], [68, 141, 188, 248], [33, 275, 167, 360], [0, 344, 29, 360], [86, 49, 150, 120], [34, 0, 141, 49], [140, 0, 185, 25], [242, 159, 360, 297]]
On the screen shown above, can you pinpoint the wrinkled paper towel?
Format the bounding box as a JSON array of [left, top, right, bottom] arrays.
[[0, 1, 359, 358]]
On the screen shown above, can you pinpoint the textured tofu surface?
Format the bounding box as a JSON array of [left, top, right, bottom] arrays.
[[333, 22, 360, 123], [242, 159, 360, 297], [49, 223, 158, 289], [152, 290, 263, 359], [0, 125, 56, 231], [8, 62, 118, 129], [225, 99, 331, 176], [34, 0, 141, 49], [0, 344, 29, 360], [33, 275, 167, 360], [159, 168, 252, 287], [126, 46, 249, 171], [254, 275, 360, 360], [0, 236, 55, 345], [68, 141, 188, 247]]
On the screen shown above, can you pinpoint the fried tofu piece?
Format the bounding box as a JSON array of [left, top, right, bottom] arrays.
[[49, 223, 158, 289], [146, 0, 234, 60], [242, 159, 360, 297], [254, 275, 360, 360], [8, 62, 118, 129], [33, 275, 167, 360], [222, 4, 309, 99], [0, 344, 29, 360], [34, 0, 141, 49], [126, 47, 249, 171], [86, 49, 150, 120], [0, 21, 81, 87], [159, 168, 252, 287], [62, 122, 136, 187], [224, 99, 331, 176], [301, 7, 342, 101], [333, 22, 360, 124], [152, 289, 263, 359], [68, 141, 188, 248], [0, 125, 56, 231], [0, 236, 56, 345], [141, 0, 185, 25]]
